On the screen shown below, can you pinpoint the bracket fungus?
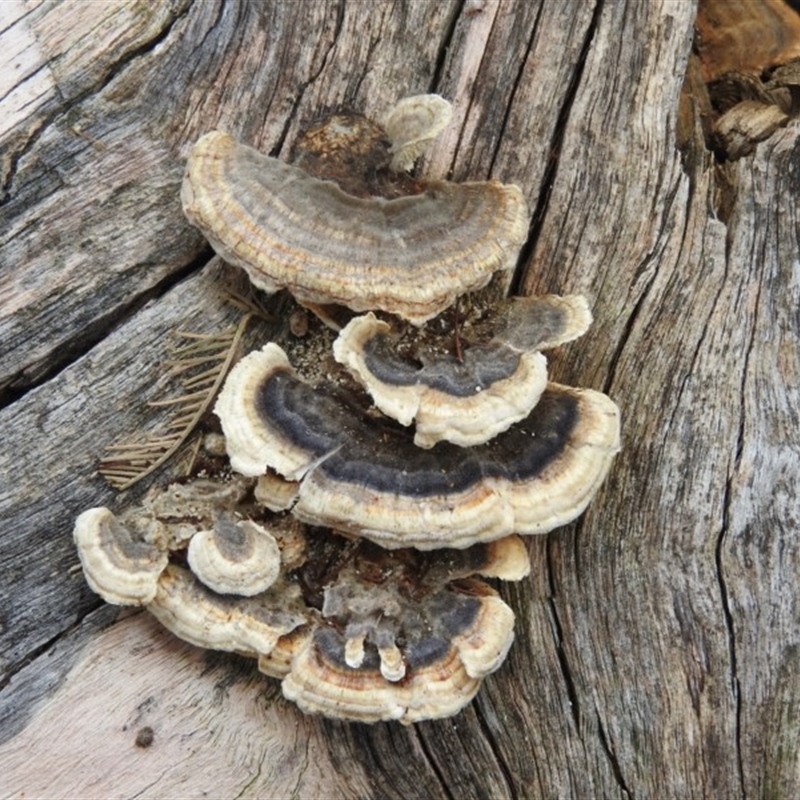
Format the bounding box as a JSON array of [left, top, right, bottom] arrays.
[[75, 95, 622, 726], [214, 341, 620, 550], [381, 93, 453, 172], [74, 476, 529, 724], [186, 515, 281, 596], [282, 583, 514, 724], [276, 534, 525, 723], [333, 294, 592, 448], [180, 96, 528, 325], [73, 508, 168, 605], [148, 564, 306, 656]]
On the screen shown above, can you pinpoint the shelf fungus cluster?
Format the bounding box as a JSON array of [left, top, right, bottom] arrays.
[[74, 95, 621, 724]]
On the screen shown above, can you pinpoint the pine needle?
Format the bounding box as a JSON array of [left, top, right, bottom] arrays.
[[99, 313, 252, 490]]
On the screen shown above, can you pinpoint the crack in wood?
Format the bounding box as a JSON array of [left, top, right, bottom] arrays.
[[429, 0, 468, 95], [129, 765, 171, 800], [346, 9, 385, 106], [545, 540, 582, 733], [443, 2, 503, 182], [0, 601, 111, 744], [0, 0, 193, 203], [715, 496, 746, 800], [485, 0, 547, 180], [233, 744, 267, 799], [661, 226, 730, 439], [0, 245, 213, 410], [413, 725, 457, 800], [713, 235, 764, 800], [0, 598, 104, 689], [511, 0, 604, 296], [594, 706, 632, 798], [0, 3, 40, 39], [288, 731, 312, 800], [269, 0, 345, 158], [599, 243, 662, 398], [473, 700, 518, 800]]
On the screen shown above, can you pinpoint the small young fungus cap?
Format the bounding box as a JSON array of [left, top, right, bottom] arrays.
[[187, 515, 282, 596], [73, 507, 168, 605]]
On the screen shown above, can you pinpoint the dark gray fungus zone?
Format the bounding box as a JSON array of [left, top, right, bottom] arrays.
[[255, 367, 579, 498], [362, 335, 522, 396], [314, 591, 480, 673], [213, 515, 254, 561]]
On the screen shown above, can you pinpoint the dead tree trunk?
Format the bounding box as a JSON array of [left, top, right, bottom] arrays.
[[1, 1, 798, 796]]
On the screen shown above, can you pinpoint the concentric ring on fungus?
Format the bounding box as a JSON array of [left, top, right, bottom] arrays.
[[333, 294, 593, 448], [73, 508, 168, 605], [74, 484, 530, 724], [186, 514, 282, 596], [214, 342, 621, 550], [180, 131, 528, 325]]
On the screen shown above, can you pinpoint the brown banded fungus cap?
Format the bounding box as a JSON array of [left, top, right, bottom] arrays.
[[282, 580, 514, 724], [180, 128, 528, 325], [275, 536, 523, 724], [381, 94, 453, 172], [333, 295, 592, 448], [73, 508, 168, 605], [187, 514, 281, 596], [215, 342, 620, 550], [148, 564, 306, 657]]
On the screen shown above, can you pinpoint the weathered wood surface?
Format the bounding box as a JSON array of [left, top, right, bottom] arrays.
[[1, 0, 799, 797]]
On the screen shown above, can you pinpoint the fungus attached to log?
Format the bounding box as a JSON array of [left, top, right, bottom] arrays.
[[274, 534, 522, 724], [73, 508, 168, 605], [181, 131, 527, 324], [147, 564, 306, 656], [75, 93, 624, 728], [215, 342, 620, 549], [187, 515, 281, 596], [332, 295, 592, 448], [381, 94, 453, 171], [281, 580, 514, 724]]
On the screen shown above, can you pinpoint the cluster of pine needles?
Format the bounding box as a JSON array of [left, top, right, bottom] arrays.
[[98, 313, 252, 490]]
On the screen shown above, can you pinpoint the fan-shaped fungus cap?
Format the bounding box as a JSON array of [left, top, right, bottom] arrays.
[[382, 94, 453, 171], [215, 343, 620, 549], [333, 313, 547, 448], [333, 295, 592, 447], [73, 508, 168, 605], [281, 580, 514, 724], [147, 565, 306, 656], [187, 514, 281, 596], [181, 131, 528, 325]]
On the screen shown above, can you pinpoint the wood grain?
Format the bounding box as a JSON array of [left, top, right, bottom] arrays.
[[2, 0, 799, 797]]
